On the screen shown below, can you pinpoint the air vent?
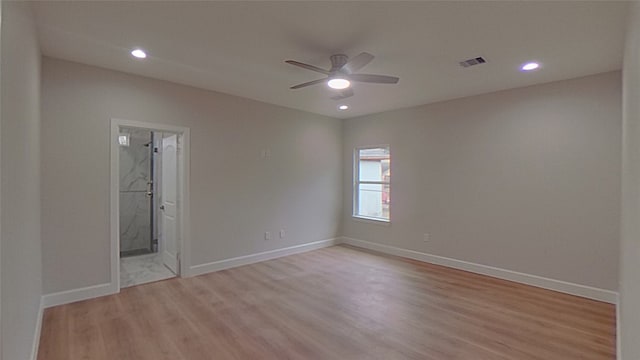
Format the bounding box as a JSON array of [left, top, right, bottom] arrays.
[[459, 57, 487, 68]]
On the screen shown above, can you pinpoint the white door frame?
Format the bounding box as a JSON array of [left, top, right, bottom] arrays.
[[110, 118, 191, 291]]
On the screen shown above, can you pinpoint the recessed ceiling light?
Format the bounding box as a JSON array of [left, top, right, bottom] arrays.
[[338, 105, 349, 110], [328, 78, 351, 90], [521, 62, 540, 71], [131, 49, 147, 59]]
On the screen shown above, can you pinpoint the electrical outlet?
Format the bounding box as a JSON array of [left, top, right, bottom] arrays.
[[423, 233, 430, 242], [280, 229, 285, 239], [265, 231, 271, 240]]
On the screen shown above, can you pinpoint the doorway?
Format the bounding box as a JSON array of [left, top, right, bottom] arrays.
[[110, 119, 190, 290]]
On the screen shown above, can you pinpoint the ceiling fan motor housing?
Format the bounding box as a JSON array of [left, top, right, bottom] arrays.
[[330, 54, 349, 72]]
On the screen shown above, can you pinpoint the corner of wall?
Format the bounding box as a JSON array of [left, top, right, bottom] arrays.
[[1, 2, 44, 359], [619, 1, 640, 359], [30, 298, 44, 360]]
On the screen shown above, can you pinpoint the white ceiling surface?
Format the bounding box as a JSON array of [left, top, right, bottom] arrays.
[[32, 1, 628, 119]]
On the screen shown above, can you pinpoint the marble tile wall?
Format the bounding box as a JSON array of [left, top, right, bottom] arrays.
[[120, 129, 151, 192], [120, 128, 153, 254]]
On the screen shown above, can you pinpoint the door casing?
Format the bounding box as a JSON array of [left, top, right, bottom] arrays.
[[110, 118, 191, 292]]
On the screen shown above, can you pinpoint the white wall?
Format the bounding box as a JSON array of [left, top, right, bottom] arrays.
[[343, 72, 621, 291], [1, 2, 42, 359], [619, 2, 640, 358], [40, 57, 342, 294], [1, 1, 4, 355]]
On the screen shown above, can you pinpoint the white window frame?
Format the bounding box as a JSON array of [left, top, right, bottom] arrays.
[[353, 145, 391, 223]]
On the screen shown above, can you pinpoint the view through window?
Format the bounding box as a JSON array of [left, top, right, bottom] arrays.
[[354, 146, 390, 221]]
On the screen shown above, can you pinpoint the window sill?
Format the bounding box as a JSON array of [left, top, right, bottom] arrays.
[[352, 215, 391, 226]]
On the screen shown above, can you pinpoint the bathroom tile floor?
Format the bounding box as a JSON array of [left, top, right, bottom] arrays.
[[120, 253, 175, 288]]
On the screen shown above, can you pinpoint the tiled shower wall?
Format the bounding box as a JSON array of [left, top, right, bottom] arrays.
[[119, 128, 153, 254]]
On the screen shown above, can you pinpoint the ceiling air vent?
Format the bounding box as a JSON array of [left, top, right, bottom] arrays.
[[459, 57, 487, 68]]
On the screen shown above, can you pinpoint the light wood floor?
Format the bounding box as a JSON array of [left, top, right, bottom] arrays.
[[38, 245, 616, 360]]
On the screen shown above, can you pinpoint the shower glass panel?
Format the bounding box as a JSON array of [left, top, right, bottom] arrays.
[[119, 128, 155, 257]]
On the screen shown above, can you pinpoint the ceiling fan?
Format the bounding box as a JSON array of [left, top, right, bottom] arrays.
[[285, 52, 399, 100]]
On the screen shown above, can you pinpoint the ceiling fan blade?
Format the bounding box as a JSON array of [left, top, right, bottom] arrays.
[[285, 60, 330, 75], [290, 78, 327, 89], [330, 88, 354, 100], [349, 74, 399, 84], [342, 52, 374, 74]]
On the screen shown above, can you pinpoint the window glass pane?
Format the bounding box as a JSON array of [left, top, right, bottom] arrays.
[[357, 182, 390, 220], [358, 148, 390, 182], [358, 183, 383, 218]]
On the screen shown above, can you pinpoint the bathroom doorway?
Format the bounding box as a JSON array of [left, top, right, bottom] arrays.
[[110, 119, 190, 290]]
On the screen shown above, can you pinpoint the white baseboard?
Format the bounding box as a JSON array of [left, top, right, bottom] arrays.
[[342, 237, 618, 304], [189, 238, 340, 277], [30, 297, 44, 360], [39, 239, 339, 308], [42, 282, 118, 308], [617, 297, 621, 360]]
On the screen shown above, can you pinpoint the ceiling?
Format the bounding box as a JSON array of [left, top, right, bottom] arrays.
[[31, 1, 629, 119]]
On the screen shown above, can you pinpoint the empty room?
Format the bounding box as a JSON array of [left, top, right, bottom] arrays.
[[3, 1, 640, 359]]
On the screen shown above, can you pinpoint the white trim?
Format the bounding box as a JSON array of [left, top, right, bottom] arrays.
[[38, 239, 337, 307], [342, 237, 619, 304], [179, 128, 192, 277], [30, 298, 44, 360], [189, 238, 340, 277], [351, 215, 391, 226], [110, 119, 192, 290], [617, 297, 621, 360], [42, 282, 116, 308], [110, 121, 120, 290]]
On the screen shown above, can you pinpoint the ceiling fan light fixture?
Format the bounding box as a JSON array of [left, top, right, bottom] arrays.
[[327, 78, 351, 90], [338, 105, 349, 110]]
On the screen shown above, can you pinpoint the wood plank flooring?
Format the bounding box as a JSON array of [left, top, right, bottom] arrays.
[[37, 245, 616, 360]]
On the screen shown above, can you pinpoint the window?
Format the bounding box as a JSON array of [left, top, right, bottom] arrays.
[[354, 146, 390, 222]]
